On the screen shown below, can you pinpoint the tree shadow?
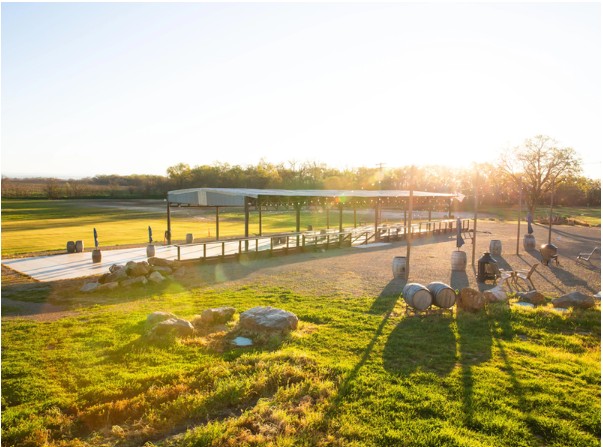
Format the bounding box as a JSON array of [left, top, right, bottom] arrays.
[[382, 312, 457, 377], [324, 278, 404, 420], [455, 305, 495, 424]]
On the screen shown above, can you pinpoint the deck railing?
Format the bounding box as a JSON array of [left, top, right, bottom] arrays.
[[174, 218, 471, 261]]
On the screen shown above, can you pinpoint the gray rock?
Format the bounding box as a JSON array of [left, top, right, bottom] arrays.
[[150, 265, 173, 275], [148, 271, 165, 283], [147, 311, 177, 325], [148, 257, 176, 268], [126, 261, 150, 277], [551, 292, 595, 309], [121, 276, 148, 287], [150, 318, 195, 337], [517, 290, 546, 305], [109, 264, 125, 273], [200, 307, 236, 325], [457, 288, 485, 312], [101, 267, 128, 283], [97, 281, 119, 290], [239, 306, 298, 333], [80, 282, 99, 293]]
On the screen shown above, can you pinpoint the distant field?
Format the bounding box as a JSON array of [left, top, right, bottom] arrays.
[[1, 199, 600, 257], [483, 205, 601, 226]]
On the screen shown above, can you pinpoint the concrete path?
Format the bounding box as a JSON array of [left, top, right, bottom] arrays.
[[2, 238, 277, 282]]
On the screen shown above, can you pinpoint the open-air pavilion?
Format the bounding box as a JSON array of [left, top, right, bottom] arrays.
[[166, 187, 466, 245]]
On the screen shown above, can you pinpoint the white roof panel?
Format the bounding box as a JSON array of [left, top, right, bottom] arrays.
[[167, 188, 463, 207]]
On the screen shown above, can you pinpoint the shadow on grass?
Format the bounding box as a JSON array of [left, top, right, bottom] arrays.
[[383, 313, 457, 377]]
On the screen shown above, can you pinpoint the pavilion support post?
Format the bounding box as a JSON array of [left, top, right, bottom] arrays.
[[472, 172, 478, 270], [244, 198, 250, 251], [326, 206, 330, 229], [295, 203, 301, 247], [406, 169, 414, 278], [166, 201, 172, 245], [258, 197, 263, 236], [215, 207, 220, 241], [353, 207, 357, 228], [339, 203, 343, 245], [516, 183, 522, 255], [374, 201, 380, 241]]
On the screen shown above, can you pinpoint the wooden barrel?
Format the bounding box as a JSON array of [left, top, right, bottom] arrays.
[[427, 282, 457, 308], [91, 249, 102, 264], [146, 244, 156, 258], [66, 241, 76, 253], [186, 233, 194, 244], [451, 251, 467, 271], [392, 256, 407, 279], [523, 234, 536, 251], [489, 240, 502, 256], [402, 283, 432, 311], [75, 240, 84, 253]]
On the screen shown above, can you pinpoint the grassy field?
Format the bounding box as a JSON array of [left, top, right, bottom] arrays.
[[1, 200, 368, 257], [1, 271, 600, 447], [482, 205, 601, 227], [2, 200, 600, 258]]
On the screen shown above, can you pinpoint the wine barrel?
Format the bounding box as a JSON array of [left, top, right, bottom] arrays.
[[66, 241, 76, 253], [186, 233, 194, 244], [402, 283, 432, 311], [427, 282, 457, 309], [75, 240, 84, 253], [523, 234, 536, 251], [146, 244, 156, 258], [91, 249, 102, 264], [392, 256, 407, 279], [489, 240, 502, 256], [451, 251, 467, 271]]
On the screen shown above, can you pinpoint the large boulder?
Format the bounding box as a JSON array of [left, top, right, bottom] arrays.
[[126, 261, 150, 277], [99, 266, 128, 283], [150, 318, 195, 337], [148, 257, 177, 268], [517, 290, 546, 305], [148, 271, 166, 283], [150, 265, 173, 275], [238, 306, 298, 333], [551, 292, 595, 309], [457, 288, 485, 312], [147, 311, 177, 325], [483, 285, 508, 303], [121, 276, 148, 287], [198, 307, 236, 326]]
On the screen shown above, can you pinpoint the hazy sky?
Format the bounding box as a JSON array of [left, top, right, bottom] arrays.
[[2, 2, 601, 179]]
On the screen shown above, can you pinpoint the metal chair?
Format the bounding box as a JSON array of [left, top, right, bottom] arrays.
[[577, 247, 599, 261]]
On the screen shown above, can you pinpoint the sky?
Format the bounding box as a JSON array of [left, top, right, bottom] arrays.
[[1, 2, 601, 179]]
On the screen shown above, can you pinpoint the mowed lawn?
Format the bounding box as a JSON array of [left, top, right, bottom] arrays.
[[1, 277, 600, 447], [1, 200, 367, 257]]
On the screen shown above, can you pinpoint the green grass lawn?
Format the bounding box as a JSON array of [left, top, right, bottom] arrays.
[[1, 275, 600, 447], [1, 200, 368, 257]]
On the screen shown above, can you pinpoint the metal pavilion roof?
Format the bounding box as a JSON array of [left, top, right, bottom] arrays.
[[167, 188, 464, 207]]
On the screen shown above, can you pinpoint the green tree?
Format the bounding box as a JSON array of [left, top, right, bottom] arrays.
[[498, 135, 582, 214]]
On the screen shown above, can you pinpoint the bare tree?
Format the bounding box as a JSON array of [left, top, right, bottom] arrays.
[[498, 135, 582, 214]]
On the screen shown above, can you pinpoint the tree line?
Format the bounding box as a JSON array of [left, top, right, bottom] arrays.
[[2, 136, 600, 211]]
